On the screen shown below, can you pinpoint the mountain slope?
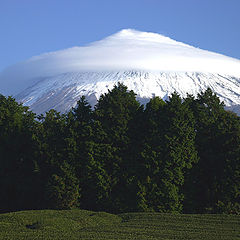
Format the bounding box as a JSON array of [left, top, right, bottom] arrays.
[[1, 29, 240, 114], [15, 71, 240, 114]]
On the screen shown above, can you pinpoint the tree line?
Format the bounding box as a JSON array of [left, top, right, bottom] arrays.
[[0, 83, 239, 214]]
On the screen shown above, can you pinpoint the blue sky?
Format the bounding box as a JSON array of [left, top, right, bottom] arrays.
[[0, 0, 239, 72]]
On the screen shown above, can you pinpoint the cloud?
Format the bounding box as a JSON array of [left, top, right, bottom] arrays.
[[1, 29, 240, 95]]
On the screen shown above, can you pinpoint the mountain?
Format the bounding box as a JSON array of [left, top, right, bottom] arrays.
[[1, 29, 240, 114]]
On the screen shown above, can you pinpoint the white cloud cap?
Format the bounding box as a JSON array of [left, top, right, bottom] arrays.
[[1, 29, 240, 95]]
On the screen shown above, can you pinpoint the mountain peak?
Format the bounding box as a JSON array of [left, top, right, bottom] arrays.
[[1, 29, 240, 96]]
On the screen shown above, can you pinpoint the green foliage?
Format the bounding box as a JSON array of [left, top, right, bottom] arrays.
[[0, 85, 240, 215], [45, 162, 80, 209], [0, 209, 239, 240], [138, 94, 198, 213], [68, 96, 113, 211], [184, 88, 240, 213], [0, 95, 38, 211], [94, 83, 142, 212]]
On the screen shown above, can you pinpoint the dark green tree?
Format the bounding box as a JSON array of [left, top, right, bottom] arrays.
[[45, 162, 79, 209], [35, 109, 80, 209], [184, 88, 240, 213], [0, 95, 38, 211], [68, 96, 112, 211], [94, 83, 141, 212], [140, 94, 198, 212]]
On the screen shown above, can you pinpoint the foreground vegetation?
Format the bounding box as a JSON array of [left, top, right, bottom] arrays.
[[1, 83, 240, 214], [0, 209, 239, 240], [0, 210, 240, 240]]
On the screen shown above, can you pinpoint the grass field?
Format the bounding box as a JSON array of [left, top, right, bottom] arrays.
[[0, 209, 239, 239]]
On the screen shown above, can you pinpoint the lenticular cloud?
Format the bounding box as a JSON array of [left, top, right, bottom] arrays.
[[1, 29, 240, 95]]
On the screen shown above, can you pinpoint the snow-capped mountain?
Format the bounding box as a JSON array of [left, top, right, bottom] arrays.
[[1, 29, 240, 114]]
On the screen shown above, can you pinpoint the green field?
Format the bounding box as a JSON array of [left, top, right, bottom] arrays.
[[0, 209, 239, 240]]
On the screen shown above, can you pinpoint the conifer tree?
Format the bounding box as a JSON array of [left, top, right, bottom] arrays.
[[35, 109, 79, 209], [140, 94, 198, 212], [94, 83, 141, 212], [0, 95, 37, 211], [44, 161, 79, 209], [68, 96, 112, 210], [184, 88, 240, 213]]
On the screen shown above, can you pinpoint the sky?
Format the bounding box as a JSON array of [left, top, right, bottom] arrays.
[[0, 0, 240, 72]]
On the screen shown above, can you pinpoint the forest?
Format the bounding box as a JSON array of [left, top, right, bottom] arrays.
[[0, 83, 239, 214]]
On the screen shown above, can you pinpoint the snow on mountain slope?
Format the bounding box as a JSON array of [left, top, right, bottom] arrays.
[[1, 29, 240, 114]]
